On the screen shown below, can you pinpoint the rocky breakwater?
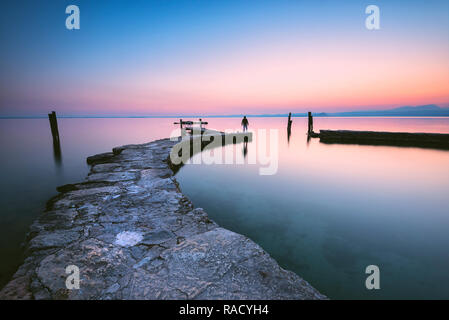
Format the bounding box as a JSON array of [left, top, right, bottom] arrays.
[[0, 137, 326, 300]]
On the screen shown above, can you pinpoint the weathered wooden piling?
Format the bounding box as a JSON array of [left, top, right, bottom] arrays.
[[48, 111, 60, 144], [307, 112, 313, 135]]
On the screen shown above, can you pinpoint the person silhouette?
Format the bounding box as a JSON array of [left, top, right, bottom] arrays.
[[241, 116, 249, 132]]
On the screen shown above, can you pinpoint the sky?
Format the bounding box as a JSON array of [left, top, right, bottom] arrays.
[[0, 0, 448, 116]]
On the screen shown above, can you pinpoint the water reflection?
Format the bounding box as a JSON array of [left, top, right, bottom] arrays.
[[52, 140, 62, 166], [176, 117, 449, 299], [0, 118, 178, 289], [1, 117, 449, 298], [243, 140, 248, 158]]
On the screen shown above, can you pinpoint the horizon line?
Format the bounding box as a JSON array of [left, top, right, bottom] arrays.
[[2, 115, 449, 120], [2, 103, 448, 119]]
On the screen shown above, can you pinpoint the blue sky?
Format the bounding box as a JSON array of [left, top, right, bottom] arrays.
[[1, 0, 448, 116]]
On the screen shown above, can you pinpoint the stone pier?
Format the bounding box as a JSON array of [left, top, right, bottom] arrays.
[[0, 137, 325, 300]]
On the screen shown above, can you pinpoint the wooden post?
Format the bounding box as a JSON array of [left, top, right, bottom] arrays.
[[48, 111, 60, 144], [179, 119, 183, 129], [288, 112, 292, 127], [308, 112, 313, 135]]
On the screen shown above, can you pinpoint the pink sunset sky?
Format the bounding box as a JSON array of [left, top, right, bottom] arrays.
[[1, 0, 448, 116]]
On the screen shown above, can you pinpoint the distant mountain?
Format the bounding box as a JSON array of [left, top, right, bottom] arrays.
[[391, 104, 441, 112], [309, 105, 449, 117]]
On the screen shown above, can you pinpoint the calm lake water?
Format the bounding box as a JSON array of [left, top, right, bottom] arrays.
[[1, 117, 449, 299]]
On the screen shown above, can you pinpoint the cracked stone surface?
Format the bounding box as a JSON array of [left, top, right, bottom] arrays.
[[0, 138, 326, 300]]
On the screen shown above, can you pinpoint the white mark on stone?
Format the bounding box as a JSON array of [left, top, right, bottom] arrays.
[[114, 231, 143, 247], [103, 194, 121, 201]]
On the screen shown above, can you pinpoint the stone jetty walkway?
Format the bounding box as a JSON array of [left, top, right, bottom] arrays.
[[0, 138, 325, 299]]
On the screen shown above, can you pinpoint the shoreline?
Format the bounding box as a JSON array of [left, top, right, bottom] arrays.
[[0, 136, 325, 300]]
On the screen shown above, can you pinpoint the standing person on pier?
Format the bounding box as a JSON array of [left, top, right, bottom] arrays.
[[241, 116, 249, 132]]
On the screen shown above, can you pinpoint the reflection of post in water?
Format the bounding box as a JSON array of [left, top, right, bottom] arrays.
[[53, 140, 62, 165], [243, 140, 248, 158]]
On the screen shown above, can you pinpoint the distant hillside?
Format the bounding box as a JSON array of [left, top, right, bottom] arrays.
[[308, 105, 449, 117]]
